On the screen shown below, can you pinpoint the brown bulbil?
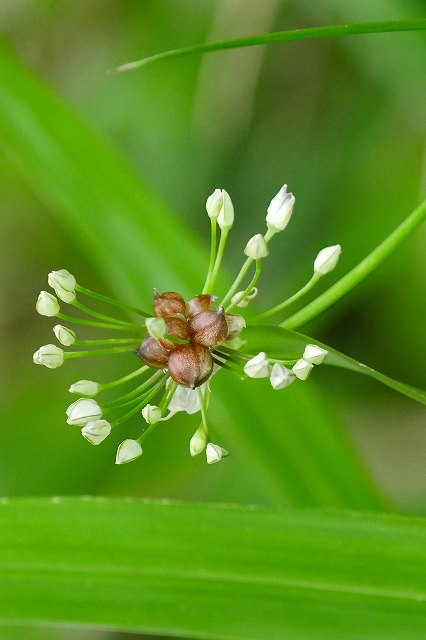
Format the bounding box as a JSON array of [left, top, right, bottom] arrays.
[[187, 294, 217, 317], [153, 290, 186, 317], [136, 336, 170, 368], [159, 315, 189, 350], [167, 344, 213, 388], [188, 308, 228, 348]]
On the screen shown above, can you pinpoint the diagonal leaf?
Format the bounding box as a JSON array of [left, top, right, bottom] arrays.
[[111, 19, 426, 73], [244, 325, 426, 405], [0, 498, 425, 639], [0, 41, 384, 509]]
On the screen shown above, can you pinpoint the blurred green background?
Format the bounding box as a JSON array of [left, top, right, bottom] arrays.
[[0, 1, 425, 636]]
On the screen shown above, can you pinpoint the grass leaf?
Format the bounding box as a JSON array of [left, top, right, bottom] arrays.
[[0, 497, 425, 638]]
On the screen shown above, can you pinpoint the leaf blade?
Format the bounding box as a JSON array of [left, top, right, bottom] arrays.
[[0, 498, 425, 638]]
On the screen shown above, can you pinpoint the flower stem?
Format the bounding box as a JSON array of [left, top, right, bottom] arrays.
[[102, 370, 165, 407], [64, 346, 134, 360], [220, 257, 253, 307], [253, 274, 320, 321], [282, 197, 426, 330], [202, 219, 217, 294], [205, 228, 230, 293], [75, 338, 140, 346], [56, 312, 135, 332], [138, 381, 177, 443], [197, 387, 210, 438], [75, 284, 150, 317], [99, 365, 150, 391], [111, 380, 166, 427], [225, 260, 262, 311], [71, 300, 139, 329]]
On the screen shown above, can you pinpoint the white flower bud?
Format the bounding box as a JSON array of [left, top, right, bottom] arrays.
[[66, 398, 102, 426], [270, 363, 295, 390], [33, 344, 64, 368], [69, 380, 100, 397], [303, 344, 328, 365], [243, 352, 270, 378], [142, 404, 162, 425], [244, 234, 269, 259], [36, 291, 60, 317], [189, 426, 207, 457], [266, 184, 295, 232], [226, 314, 246, 338], [145, 316, 167, 340], [217, 189, 234, 230], [314, 245, 341, 275], [292, 358, 314, 381], [206, 189, 222, 220], [53, 325, 76, 346], [48, 269, 76, 303], [231, 287, 258, 308], [81, 420, 111, 445], [206, 443, 229, 464], [115, 439, 143, 464]]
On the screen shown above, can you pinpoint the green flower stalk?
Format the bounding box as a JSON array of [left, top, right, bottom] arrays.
[[33, 183, 426, 466]]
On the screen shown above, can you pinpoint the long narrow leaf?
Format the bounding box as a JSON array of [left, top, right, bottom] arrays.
[[244, 325, 426, 404], [0, 498, 425, 639], [111, 19, 426, 73]]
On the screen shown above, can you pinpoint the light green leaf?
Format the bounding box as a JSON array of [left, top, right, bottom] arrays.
[[0, 498, 425, 638], [244, 324, 426, 405], [111, 19, 426, 73]]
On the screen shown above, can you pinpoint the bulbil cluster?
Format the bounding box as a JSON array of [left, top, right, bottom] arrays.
[[137, 291, 241, 388]]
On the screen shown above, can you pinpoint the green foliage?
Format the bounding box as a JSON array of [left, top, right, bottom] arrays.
[[0, 2, 425, 638], [1, 498, 426, 639]]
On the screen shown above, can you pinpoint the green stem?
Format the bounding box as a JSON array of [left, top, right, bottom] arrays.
[[72, 300, 138, 328], [56, 312, 134, 332], [138, 381, 177, 443], [282, 197, 426, 330], [202, 219, 217, 294], [220, 257, 253, 307], [75, 284, 150, 317], [253, 274, 320, 321], [103, 371, 165, 407], [99, 366, 149, 391], [225, 260, 262, 311], [64, 346, 134, 360], [75, 338, 139, 346], [110, 20, 426, 73], [111, 381, 165, 427], [197, 387, 210, 438], [205, 228, 230, 294]]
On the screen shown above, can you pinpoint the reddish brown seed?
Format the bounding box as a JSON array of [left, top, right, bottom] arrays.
[[153, 290, 186, 317], [136, 336, 170, 368], [188, 308, 228, 348], [187, 294, 217, 317], [158, 315, 189, 350], [225, 313, 246, 339], [167, 344, 213, 388]]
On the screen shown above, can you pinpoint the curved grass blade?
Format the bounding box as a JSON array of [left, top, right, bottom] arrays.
[[244, 325, 426, 405], [110, 19, 426, 74], [0, 498, 426, 638], [282, 197, 426, 330]]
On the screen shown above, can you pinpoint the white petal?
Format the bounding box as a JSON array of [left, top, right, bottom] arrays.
[[270, 363, 295, 390], [292, 358, 314, 381], [303, 344, 328, 365], [206, 443, 229, 464], [115, 439, 142, 464]]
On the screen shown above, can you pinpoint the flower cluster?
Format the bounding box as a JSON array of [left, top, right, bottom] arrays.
[[33, 185, 341, 466]]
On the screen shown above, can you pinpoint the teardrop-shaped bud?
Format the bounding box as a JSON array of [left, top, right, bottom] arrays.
[[188, 308, 228, 348], [187, 294, 217, 317], [158, 315, 189, 350], [153, 290, 186, 317], [225, 314, 246, 339], [167, 344, 213, 388], [136, 336, 170, 368]]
